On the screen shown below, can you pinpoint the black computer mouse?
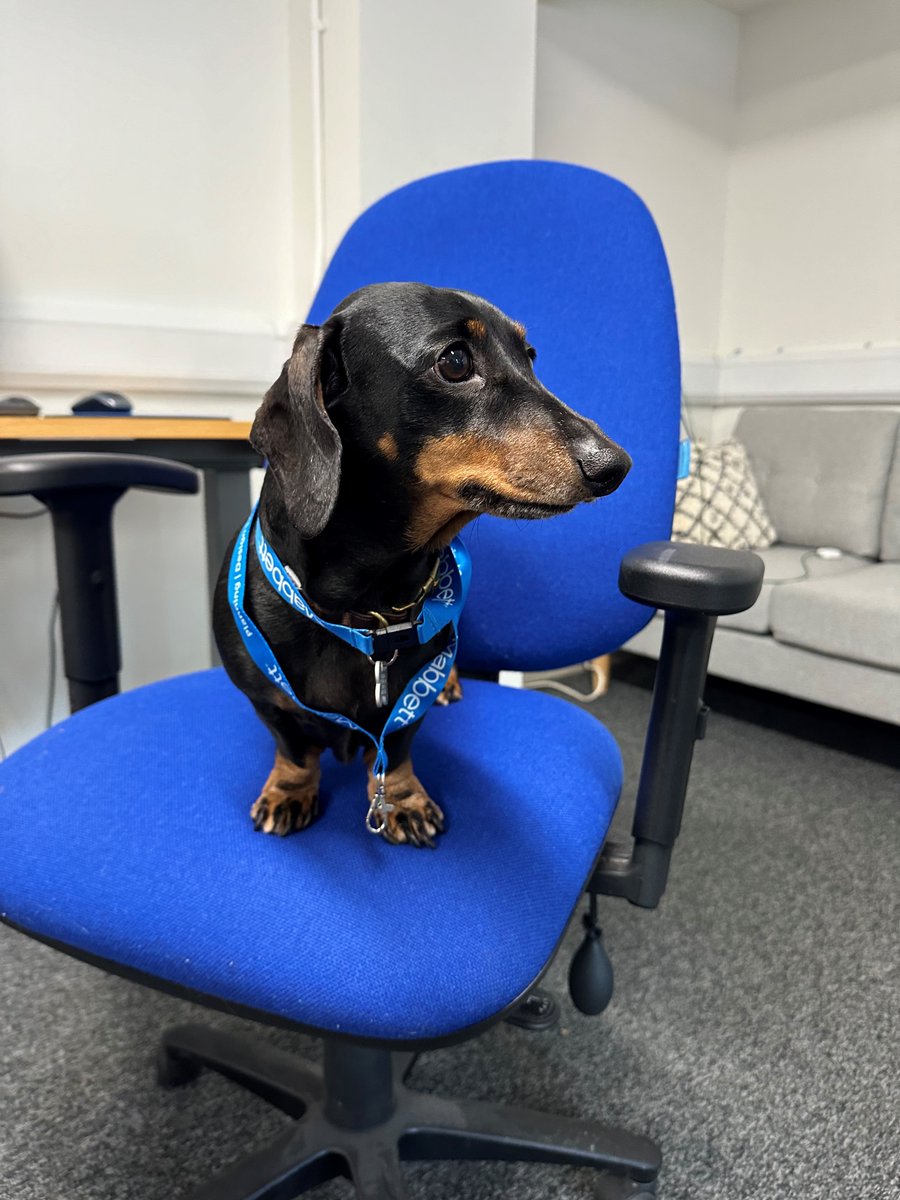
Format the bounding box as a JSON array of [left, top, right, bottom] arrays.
[[72, 391, 133, 415]]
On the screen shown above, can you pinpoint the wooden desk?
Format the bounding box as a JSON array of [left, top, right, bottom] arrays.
[[0, 416, 261, 640]]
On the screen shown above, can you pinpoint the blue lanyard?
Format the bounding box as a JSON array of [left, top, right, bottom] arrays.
[[228, 507, 471, 832], [252, 515, 468, 657]]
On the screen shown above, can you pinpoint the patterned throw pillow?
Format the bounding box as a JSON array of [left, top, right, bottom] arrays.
[[672, 438, 776, 550]]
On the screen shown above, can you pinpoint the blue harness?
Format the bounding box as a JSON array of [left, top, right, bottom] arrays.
[[228, 507, 471, 833]]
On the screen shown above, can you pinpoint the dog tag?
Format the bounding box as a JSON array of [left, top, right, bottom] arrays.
[[374, 659, 389, 708]]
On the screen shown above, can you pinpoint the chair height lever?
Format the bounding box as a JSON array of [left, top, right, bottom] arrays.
[[568, 892, 615, 1016]]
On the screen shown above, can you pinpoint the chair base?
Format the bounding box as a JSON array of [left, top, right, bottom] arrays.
[[159, 1023, 661, 1199]]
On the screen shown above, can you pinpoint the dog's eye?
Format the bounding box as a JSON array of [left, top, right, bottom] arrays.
[[526, 346, 537, 363], [435, 343, 473, 383]]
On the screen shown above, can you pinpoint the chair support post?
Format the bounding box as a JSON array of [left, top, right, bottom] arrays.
[[37, 487, 124, 713], [632, 608, 716, 844], [322, 1041, 397, 1131], [592, 608, 716, 908]]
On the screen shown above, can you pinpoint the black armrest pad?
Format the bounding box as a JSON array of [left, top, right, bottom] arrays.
[[0, 452, 200, 498], [619, 540, 764, 616]]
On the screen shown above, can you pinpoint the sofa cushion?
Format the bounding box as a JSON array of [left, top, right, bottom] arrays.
[[736, 408, 899, 558], [718, 544, 872, 635], [880, 422, 900, 561], [672, 438, 776, 550], [770, 561, 900, 670]]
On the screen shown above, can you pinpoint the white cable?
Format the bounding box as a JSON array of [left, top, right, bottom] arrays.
[[525, 661, 609, 703]]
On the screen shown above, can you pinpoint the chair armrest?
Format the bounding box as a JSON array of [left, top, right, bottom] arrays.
[[0, 452, 200, 713], [0, 452, 200, 499], [590, 542, 762, 909], [619, 540, 764, 616]]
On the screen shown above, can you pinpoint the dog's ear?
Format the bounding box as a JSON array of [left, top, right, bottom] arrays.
[[250, 323, 344, 539]]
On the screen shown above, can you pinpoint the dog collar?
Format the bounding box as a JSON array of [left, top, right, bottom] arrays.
[[227, 505, 471, 835], [251, 511, 469, 659]]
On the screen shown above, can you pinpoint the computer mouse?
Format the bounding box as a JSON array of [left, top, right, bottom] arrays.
[[0, 395, 40, 415], [72, 391, 133, 415]]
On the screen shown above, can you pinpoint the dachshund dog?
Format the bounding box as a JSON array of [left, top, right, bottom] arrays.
[[213, 283, 631, 847]]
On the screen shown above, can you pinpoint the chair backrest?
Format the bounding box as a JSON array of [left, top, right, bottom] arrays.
[[307, 160, 680, 672]]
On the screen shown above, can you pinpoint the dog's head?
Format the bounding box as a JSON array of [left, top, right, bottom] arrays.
[[251, 282, 631, 547]]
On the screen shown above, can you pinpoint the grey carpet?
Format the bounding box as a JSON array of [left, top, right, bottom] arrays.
[[1, 679, 897, 1200]]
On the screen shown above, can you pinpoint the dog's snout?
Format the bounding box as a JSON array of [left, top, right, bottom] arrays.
[[574, 437, 632, 497]]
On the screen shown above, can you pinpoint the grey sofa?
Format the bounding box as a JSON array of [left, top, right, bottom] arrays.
[[625, 406, 900, 725]]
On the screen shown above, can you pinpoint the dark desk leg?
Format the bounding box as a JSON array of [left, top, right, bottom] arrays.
[[203, 466, 253, 664]]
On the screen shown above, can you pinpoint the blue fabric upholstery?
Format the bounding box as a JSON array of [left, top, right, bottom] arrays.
[[0, 670, 621, 1041], [308, 160, 681, 672]]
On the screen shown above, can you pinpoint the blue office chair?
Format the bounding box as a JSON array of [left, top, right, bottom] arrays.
[[0, 161, 762, 1198]]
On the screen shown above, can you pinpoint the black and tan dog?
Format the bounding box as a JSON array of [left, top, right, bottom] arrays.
[[213, 283, 630, 847]]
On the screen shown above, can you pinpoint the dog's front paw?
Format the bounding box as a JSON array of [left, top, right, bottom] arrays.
[[435, 665, 463, 706], [383, 790, 445, 849], [365, 756, 445, 848], [252, 749, 321, 836], [251, 790, 318, 836]]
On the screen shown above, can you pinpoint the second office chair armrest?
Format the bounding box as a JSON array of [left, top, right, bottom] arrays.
[[0, 452, 200, 500]]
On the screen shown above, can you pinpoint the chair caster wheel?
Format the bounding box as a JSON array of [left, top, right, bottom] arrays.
[[504, 987, 560, 1031], [597, 1173, 658, 1199], [157, 1045, 201, 1088], [630, 1182, 658, 1199]]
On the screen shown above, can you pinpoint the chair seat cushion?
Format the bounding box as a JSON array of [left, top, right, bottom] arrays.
[[0, 671, 621, 1042]]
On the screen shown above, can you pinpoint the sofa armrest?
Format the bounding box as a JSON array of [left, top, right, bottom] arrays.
[[619, 539, 764, 616]]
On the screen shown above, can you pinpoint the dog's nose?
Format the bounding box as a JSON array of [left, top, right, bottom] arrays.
[[575, 437, 632, 497]]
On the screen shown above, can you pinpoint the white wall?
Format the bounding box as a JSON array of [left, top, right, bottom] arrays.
[[358, 0, 536, 210], [321, 0, 536, 267], [1, 0, 538, 399], [534, 0, 740, 361], [720, 0, 900, 356], [0, 1, 296, 317], [534, 0, 900, 406], [0, 0, 307, 391], [318, 0, 362, 273]]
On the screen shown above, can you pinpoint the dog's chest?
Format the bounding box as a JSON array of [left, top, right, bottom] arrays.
[[249, 580, 441, 737]]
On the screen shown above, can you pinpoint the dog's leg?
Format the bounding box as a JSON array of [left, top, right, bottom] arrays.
[[364, 732, 444, 848], [435, 664, 463, 706], [251, 746, 322, 836], [247, 699, 325, 836]]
